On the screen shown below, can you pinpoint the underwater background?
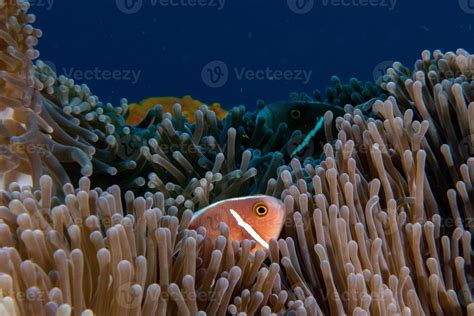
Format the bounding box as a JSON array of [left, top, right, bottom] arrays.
[[2, 0, 474, 314], [35, 0, 473, 109]]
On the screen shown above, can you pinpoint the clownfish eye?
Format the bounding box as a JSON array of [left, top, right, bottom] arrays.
[[290, 109, 301, 120], [253, 203, 268, 217]]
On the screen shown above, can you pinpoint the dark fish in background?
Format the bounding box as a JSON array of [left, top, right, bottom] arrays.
[[256, 97, 379, 160], [256, 99, 346, 134], [257, 98, 379, 134]]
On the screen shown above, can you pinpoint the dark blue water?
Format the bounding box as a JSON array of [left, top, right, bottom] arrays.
[[35, 0, 473, 110]]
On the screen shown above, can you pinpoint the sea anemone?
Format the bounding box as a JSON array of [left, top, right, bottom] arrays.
[[0, 0, 102, 190], [0, 175, 310, 315], [0, 0, 272, 206], [0, 90, 473, 314]]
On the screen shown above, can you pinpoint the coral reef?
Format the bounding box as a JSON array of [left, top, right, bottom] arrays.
[[0, 0, 473, 315]]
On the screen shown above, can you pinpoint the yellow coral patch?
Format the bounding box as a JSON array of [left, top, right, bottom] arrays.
[[126, 95, 227, 125]]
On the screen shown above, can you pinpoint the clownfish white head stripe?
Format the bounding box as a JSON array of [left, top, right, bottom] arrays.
[[189, 195, 286, 252], [229, 208, 269, 249]]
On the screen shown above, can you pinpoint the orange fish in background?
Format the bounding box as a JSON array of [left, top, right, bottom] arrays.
[[126, 95, 227, 125], [189, 195, 286, 252]]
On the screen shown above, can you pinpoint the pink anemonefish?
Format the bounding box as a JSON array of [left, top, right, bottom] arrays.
[[189, 195, 286, 252]]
